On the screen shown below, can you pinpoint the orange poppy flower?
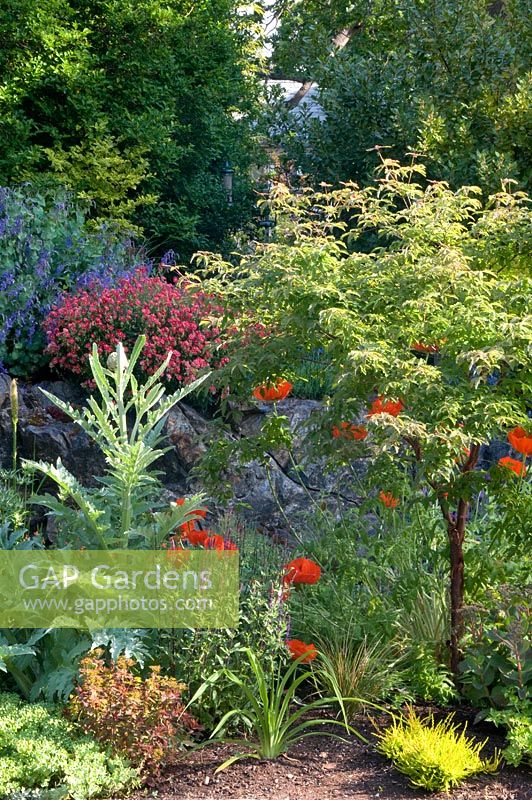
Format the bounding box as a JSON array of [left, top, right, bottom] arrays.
[[283, 557, 321, 585], [332, 422, 368, 441], [411, 342, 440, 354], [498, 456, 527, 477], [252, 379, 293, 402], [379, 491, 400, 508], [222, 540, 239, 551], [183, 528, 210, 547], [508, 427, 532, 457], [204, 533, 226, 550], [367, 395, 404, 418], [287, 639, 318, 663]]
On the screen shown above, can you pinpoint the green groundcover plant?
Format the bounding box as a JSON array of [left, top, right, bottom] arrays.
[[487, 705, 532, 768], [0, 692, 138, 799], [197, 158, 532, 675]]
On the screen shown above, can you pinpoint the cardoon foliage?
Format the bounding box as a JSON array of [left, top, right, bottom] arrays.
[[0, 185, 143, 376]]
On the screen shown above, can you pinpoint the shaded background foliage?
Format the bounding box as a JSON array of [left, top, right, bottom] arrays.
[[0, 0, 263, 257], [269, 0, 531, 193]]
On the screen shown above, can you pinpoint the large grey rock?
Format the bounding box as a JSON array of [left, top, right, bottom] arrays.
[[0, 376, 370, 531], [0, 374, 12, 410], [2, 375, 521, 535]]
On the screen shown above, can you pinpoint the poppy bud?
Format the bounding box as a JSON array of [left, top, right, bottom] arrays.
[[9, 379, 18, 426]]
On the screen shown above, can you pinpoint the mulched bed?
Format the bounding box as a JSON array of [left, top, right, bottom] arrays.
[[136, 714, 531, 800]]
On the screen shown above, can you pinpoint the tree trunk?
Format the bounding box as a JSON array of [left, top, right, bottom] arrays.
[[447, 443, 481, 677], [448, 505, 467, 676]]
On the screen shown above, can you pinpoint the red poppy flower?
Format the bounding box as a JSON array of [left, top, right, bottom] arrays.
[[205, 534, 226, 550], [222, 539, 239, 551], [332, 422, 368, 441], [508, 427, 532, 457], [178, 520, 196, 536], [283, 557, 321, 585], [252, 379, 293, 402], [367, 396, 404, 418], [498, 456, 527, 477], [411, 342, 440, 354], [379, 491, 400, 508], [287, 639, 318, 663], [183, 528, 210, 547]]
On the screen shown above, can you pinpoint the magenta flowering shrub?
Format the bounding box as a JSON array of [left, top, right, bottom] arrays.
[[44, 268, 226, 386]]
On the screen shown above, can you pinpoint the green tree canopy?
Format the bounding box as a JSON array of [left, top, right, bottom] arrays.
[[0, 0, 263, 255], [269, 0, 531, 193]]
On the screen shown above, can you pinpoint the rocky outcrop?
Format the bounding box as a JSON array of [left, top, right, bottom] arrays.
[[0, 380, 365, 532]]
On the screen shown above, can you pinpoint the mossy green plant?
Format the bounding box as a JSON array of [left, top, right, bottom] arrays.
[[376, 707, 500, 792], [0, 692, 137, 799]]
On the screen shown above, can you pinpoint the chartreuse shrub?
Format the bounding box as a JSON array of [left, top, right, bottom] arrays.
[[198, 159, 532, 676], [0, 185, 141, 377], [376, 708, 500, 793], [69, 650, 200, 778], [0, 692, 137, 799]]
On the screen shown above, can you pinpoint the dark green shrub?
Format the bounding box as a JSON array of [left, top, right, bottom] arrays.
[[271, 0, 531, 195], [0, 0, 260, 255]]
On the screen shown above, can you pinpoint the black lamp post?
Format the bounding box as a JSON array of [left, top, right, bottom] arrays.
[[222, 160, 234, 205]]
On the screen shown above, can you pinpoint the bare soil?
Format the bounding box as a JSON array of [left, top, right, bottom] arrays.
[[137, 715, 531, 800]]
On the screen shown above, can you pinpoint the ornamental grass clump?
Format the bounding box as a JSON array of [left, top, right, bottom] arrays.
[[376, 708, 500, 792], [193, 646, 367, 772]]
